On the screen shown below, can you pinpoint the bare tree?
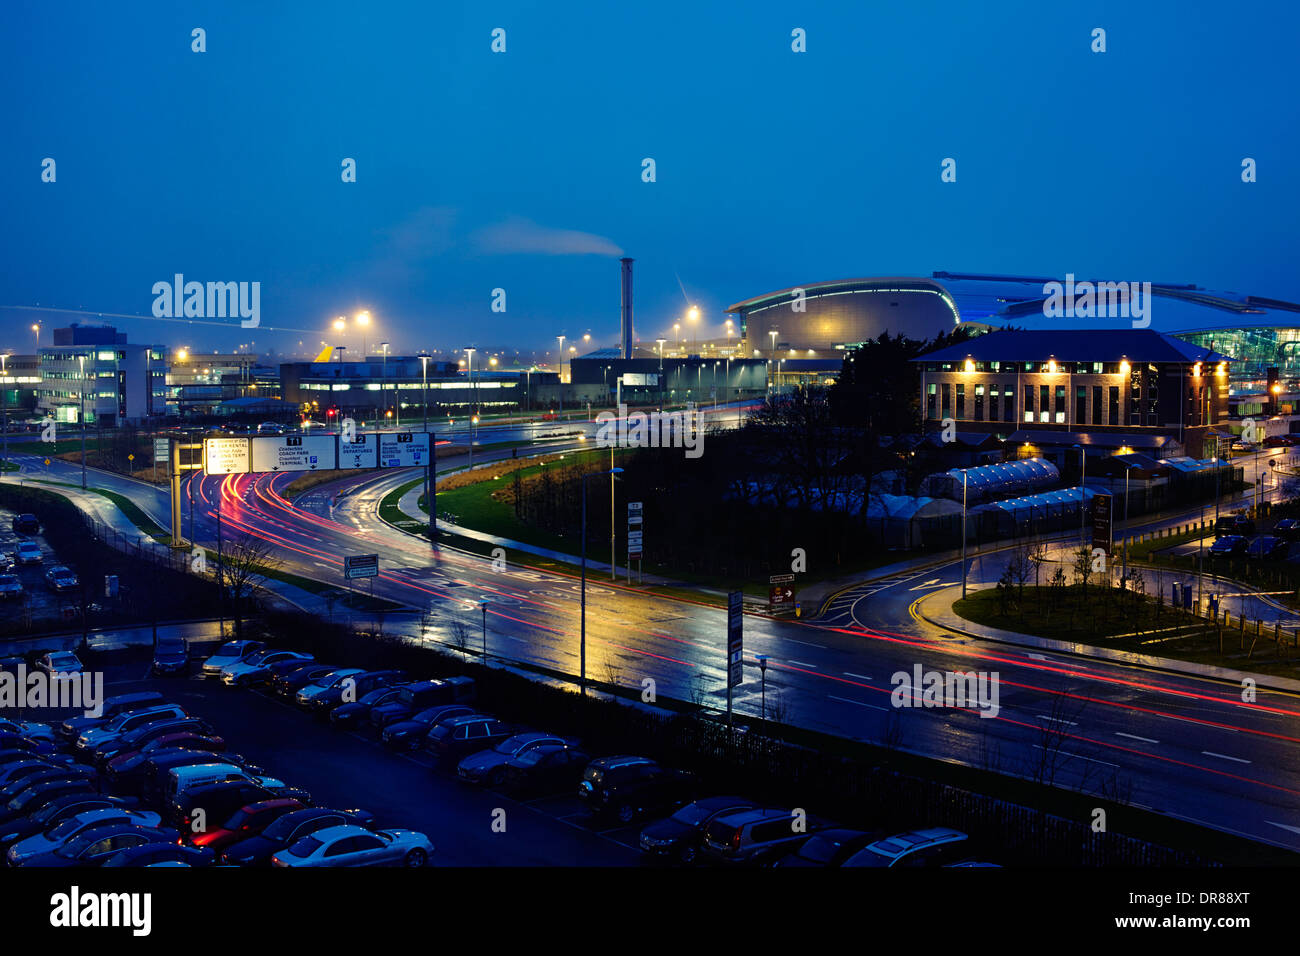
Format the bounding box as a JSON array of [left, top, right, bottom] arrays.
[[219, 534, 282, 640]]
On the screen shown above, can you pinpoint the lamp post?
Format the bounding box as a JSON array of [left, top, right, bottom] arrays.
[[581, 466, 623, 694], [480, 601, 488, 662], [356, 311, 371, 362], [78, 354, 87, 490], [960, 468, 968, 598], [1122, 463, 1134, 581], [420, 353, 434, 544], [32, 323, 40, 351], [556, 336, 565, 418], [756, 654, 769, 721], [1074, 443, 1087, 550], [0, 354, 8, 476], [688, 306, 699, 356]]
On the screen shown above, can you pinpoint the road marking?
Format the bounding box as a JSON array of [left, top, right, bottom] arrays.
[[1035, 715, 1078, 725], [1201, 751, 1251, 765], [828, 695, 888, 712], [1027, 653, 1051, 662], [1161, 713, 1238, 731], [842, 672, 873, 681], [1032, 745, 1119, 768], [908, 579, 941, 591], [787, 639, 825, 649], [1115, 732, 1159, 744], [1266, 821, 1300, 836], [787, 660, 817, 669]]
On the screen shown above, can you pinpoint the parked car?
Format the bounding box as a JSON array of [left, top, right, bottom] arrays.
[[304, 670, 407, 717], [0, 779, 97, 826], [221, 649, 313, 687], [141, 750, 260, 794], [0, 575, 23, 601], [1262, 434, 1296, 448], [369, 678, 476, 729], [151, 638, 190, 677], [12, 823, 179, 868], [293, 668, 367, 709], [0, 794, 132, 854], [1248, 535, 1289, 560], [7, 808, 164, 866], [105, 735, 227, 789], [43, 565, 79, 592], [220, 807, 375, 867], [59, 692, 166, 743], [189, 798, 307, 851], [201, 641, 266, 678], [1208, 534, 1248, 558], [35, 651, 82, 679], [169, 781, 279, 831], [256, 422, 284, 435], [456, 732, 573, 786], [271, 825, 433, 867], [383, 704, 478, 750], [272, 663, 342, 699], [90, 717, 218, 766], [841, 827, 971, 868], [701, 807, 820, 865], [329, 685, 407, 731], [1214, 515, 1255, 537], [15, 541, 43, 565], [11, 513, 39, 534], [1274, 518, 1300, 541], [577, 756, 696, 824], [102, 843, 215, 867], [770, 828, 880, 867], [76, 704, 188, 753], [639, 796, 760, 864], [424, 714, 512, 762]]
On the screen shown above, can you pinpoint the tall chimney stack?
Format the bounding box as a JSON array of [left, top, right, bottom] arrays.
[[620, 257, 634, 359]]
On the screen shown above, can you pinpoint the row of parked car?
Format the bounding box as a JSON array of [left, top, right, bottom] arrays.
[[1, 515, 79, 601], [0, 680, 436, 867], [204, 640, 997, 867], [1207, 513, 1300, 562]]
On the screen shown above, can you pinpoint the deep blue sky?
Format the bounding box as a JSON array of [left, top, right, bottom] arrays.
[[2, 0, 1297, 358]]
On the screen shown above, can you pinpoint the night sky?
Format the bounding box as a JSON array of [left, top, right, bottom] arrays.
[[2, 0, 1296, 357]]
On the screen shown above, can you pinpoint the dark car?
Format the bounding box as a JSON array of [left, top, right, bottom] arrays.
[[382, 704, 478, 750], [91, 717, 216, 767], [140, 750, 261, 796], [58, 692, 166, 743], [102, 843, 216, 867], [151, 638, 189, 677], [771, 828, 880, 867], [1248, 535, 1289, 560], [219, 807, 375, 867], [105, 735, 228, 790], [170, 780, 279, 831], [369, 678, 477, 730], [0, 794, 133, 853], [1274, 518, 1300, 541], [271, 664, 341, 699], [841, 827, 971, 868], [1209, 534, 1248, 557], [190, 797, 307, 851], [424, 715, 512, 762], [11, 514, 39, 534], [329, 685, 407, 731], [577, 756, 696, 824], [305, 670, 406, 718], [701, 807, 823, 865], [0, 760, 88, 791], [639, 796, 760, 864], [0, 765, 93, 801], [13, 823, 178, 868], [456, 732, 573, 786], [500, 746, 591, 796], [1214, 515, 1255, 537], [0, 779, 97, 826]]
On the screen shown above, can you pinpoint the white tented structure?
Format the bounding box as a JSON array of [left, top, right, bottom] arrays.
[[923, 457, 1059, 504], [864, 494, 964, 548], [969, 485, 1097, 538]]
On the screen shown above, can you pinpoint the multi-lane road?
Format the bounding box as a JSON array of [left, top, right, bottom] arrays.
[[6, 436, 1300, 851]]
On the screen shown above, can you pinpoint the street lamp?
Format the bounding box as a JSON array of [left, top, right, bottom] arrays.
[[480, 601, 489, 662], [0, 354, 9, 475], [557, 335, 565, 417], [465, 348, 477, 468], [31, 323, 40, 351], [687, 306, 700, 355], [769, 330, 779, 389], [580, 466, 623, 693], [379, 342, 390, 422], [1074, 443, 1087, 550], [356, 311, 371, 360], [77, 354, 86, 490], [419, 352, 434, 544], [960, 468, 968, 598], [756, 654, 769, 721]]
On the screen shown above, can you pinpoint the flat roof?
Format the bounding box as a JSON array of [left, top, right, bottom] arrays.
[[916, 329, 1230, 364]]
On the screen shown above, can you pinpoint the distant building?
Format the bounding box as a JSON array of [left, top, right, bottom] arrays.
[[914, 329, 1232, 460], [0, 354, 40, 415], [166, 350, 270, 417], [36, 325, 164, 426], [569, 351, 768, 405]]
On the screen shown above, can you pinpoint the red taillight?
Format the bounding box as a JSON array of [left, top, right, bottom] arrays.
[[730, 828, 742, 850]]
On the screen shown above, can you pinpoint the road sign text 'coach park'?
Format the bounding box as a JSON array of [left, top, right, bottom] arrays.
[[202, 432, 431, 475]]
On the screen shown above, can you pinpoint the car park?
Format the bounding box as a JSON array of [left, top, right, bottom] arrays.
[[151, 638, 190, 677], [201, 641, 267, 678], [456, 731, 572, 786], [369, 678, 476, 729], [0, 779, 98, 826], [220, 807, 375, 867], [841, 827, 971, 868], [59, 692, 166, 743], [1209, 535, 1248, 558], [15, 541, 42, 565], [423, 714, 512, 762], [0, 795, 133, 854], [90, 717, 218, 766], [76, 704, 188, 752], [329, 685, 407, 731], [578, 756, 696, 824], [770, 828, 880, 867], [0, 574, 23, 601], [383, 704, 478, 750], [639, 796, 760, 864], [43, 565, 79, 592], [304, 669, 407, 717], [271, 824, 433, 867]]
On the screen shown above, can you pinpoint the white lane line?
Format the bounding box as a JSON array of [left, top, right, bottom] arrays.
[[787, 660, 817, 669], [843, 672, 873, 681], [1202, 751, 1251, 765], [1266, 821, 1300, 836], [1035, 715, 1078, 726], [1115, 732, 1160, 744], [787, 639, 826, 649], [1032, 745, 1119, 768], [828, 695, 888, 712], [1159, 712, 1237, 731]]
